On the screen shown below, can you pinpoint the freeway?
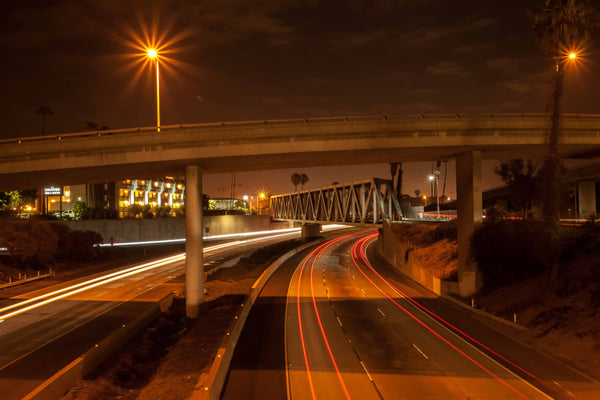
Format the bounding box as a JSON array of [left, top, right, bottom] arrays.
[[0, 227, 345, 400], [223, 230, 600, 400]]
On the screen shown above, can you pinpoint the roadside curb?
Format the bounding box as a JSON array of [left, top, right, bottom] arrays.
[[190, 239, 324, 400], [22, 293, 175, 400], [440, 294, 529, 332]]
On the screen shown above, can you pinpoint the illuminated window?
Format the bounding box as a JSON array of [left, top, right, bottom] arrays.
[[166, 183, 171, 188], [177, 184, 183, 190], [154, 182, 159, 187]]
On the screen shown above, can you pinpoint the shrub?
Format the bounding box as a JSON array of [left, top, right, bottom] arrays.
[[67, 230, 103, 260], [27, 222, 58, 265], [142, 204, 154, 219], [49, 222, 73, 259], [472, 220, 553, 291]]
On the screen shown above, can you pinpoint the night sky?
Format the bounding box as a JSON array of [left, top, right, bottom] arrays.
[[1, 1, 598, 198]]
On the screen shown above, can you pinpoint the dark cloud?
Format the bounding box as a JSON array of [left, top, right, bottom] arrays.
[[1, 0, 598, 195]]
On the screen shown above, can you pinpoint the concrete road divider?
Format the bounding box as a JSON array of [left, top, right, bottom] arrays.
[[190, 239, 324, 400], [23, 293, 175, 400]]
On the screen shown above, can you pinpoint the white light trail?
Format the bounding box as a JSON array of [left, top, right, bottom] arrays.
[[95, 225, 349, 247], [0, 226, 349, 321]]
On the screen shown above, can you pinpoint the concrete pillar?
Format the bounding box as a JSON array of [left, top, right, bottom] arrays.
[[577, 180, 597, 218], [185, 165, 204, 318], [456, 151, 482, 297], [372, 187, 378, 223]]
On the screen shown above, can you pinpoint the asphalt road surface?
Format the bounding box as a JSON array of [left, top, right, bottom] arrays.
[[223, 230, 600, 400], [0, 228, 329, 400]]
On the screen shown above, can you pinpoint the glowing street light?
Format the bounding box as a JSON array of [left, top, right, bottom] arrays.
[[147, 48, 160, 132], [259, 192, 266, 215], [428, 171, 441, 219], [569, 52, 577, 59]]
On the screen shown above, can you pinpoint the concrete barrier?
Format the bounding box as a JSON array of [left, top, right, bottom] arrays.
[[22, 293, 175, 400], [63, 215, 292, 244], [189, 239, 323, 400]]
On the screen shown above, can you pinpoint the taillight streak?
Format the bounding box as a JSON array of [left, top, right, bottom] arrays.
[[355, 233, 556, 396], [350, 234, 531, 400], [294, 230, 373, 399]]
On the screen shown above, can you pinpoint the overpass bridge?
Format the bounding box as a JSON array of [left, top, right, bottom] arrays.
[[2, 113, 600, 315]]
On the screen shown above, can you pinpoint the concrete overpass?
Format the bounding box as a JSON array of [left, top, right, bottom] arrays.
[[2, 113, 600, 314]]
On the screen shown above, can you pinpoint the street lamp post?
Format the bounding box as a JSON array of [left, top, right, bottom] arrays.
[[147, 49, 160, 132], [429, 172, 441, 219], [259, 192, 265, 215]]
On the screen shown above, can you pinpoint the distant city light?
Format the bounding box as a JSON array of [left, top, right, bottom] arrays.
[[569, 52, 577, 59], [147, 48, 157, 58]]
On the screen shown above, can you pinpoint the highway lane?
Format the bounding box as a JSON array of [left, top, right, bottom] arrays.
[[223, 230, 600, 400], [0, 227, 346, 400]]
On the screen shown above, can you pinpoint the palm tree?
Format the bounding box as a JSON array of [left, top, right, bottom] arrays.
[[35, 106, 53, 135], [532, 0, 597, 283], [291, 173, 301, 191], [299, 173, 309, 190], [532, 0, 597, 222]]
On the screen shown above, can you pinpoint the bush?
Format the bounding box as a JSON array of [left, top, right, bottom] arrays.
[[142, 204, 154, 219], [68, 230, 103, 260], [472, 220, 553, 291], [27, 222, 58, 265], [49, 222, 73, 259]]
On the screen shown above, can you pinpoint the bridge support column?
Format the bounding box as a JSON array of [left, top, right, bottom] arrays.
[[577, 180, 597, 219], [456, 151, 482, 297], [185, 165, 204, 318]]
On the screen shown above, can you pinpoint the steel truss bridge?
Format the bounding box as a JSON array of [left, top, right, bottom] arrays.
[[270, 178, 403, 225]]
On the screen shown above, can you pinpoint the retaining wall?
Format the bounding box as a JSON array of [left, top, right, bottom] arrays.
[[63, 215, 292, 243], [377, 221, 458, 295]]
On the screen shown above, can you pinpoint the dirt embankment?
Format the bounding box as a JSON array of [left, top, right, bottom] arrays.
[[388, 222, 458, 280]]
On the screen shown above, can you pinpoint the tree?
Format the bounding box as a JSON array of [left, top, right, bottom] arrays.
[[86, 121, 110, 131], [291, 173, 302, 191], [35, 106, 53, 135], [299, 173, 309, 190], [494, 159, 538, 216], [532, 0, 598, 284], [414, 189, 421, 198], [7, 191, 23, 210], [72, 201, 89, 220]]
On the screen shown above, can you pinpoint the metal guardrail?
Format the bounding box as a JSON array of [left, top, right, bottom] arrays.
[[0, 269, 55, 290], [1, 113, 599, 146]]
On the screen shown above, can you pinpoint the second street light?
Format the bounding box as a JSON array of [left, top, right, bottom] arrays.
[[147, 48, 160, 132]]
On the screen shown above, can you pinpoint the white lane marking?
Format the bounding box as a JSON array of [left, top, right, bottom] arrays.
[[360, 240, 556, 400], [336, 316, 343, 327], [377, 307, 386, 318], [553, 381, 574, 397], [360, 288, 366, 295], [352, 275, 356, 280], [360, 361, 374, 381], [413, 344, 429, 360]]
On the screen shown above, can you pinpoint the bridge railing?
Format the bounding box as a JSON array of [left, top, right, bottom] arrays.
[[3, 113, 600, 146]]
